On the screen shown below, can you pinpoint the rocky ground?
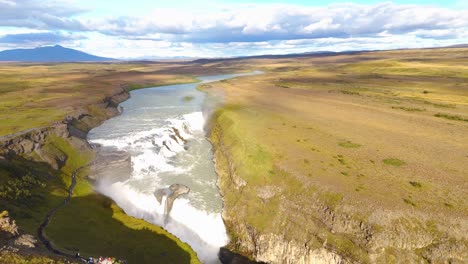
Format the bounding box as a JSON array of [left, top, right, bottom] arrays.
[[0, 210, 78, 263]]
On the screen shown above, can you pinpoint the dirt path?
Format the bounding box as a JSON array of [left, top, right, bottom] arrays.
[[37, 164, 90, 260]]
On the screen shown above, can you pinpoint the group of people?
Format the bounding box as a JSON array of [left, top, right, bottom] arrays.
[[86, 257, 114, 264], [76, 252, 118, 264]]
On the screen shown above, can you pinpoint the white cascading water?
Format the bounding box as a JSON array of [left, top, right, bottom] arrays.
[[88, 72, 261, 263]]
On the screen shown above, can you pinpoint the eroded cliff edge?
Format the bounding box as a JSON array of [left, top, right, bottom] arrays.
[[0, 89, 129, 163]]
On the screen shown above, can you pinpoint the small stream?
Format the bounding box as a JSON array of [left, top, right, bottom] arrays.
[[87, 72, 259, 263]]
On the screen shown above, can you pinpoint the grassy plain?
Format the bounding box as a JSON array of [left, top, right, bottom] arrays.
[[0, 63, 200, 136], [203, 48, 468, 261]]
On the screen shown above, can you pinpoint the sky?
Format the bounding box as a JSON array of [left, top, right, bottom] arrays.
[[0, 0, 467, 58]]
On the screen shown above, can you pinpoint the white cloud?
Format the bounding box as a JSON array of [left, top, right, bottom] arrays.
[[0, 1, 467, 57], [82, 2, 468, 44]]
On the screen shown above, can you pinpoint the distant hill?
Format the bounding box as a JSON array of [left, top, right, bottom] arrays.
[[0, 45, 115, 62], [191, 50, 363, 64], [446, 44, 468, 48]]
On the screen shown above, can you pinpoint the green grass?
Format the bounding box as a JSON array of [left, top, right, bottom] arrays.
[[383, 158, 406, 166], [0, 251, 71, 264], [47, 195, 199, 264], [0, 154, 67, 234], [0, 108, 66, 136], [434, 113, 468, 122], [211, 106, 275, 186], [42, 136, 200, 263]]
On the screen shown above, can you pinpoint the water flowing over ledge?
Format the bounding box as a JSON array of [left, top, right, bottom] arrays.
[[87, 72, 261, 263]]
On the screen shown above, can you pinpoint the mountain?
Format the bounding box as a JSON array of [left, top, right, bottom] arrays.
[[445, 44, 468, 48], [191, 50, 359, 63], [0, 45, 115, 62]]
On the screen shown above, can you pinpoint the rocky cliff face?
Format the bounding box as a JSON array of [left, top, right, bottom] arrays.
[[212, 137, 349, 264]]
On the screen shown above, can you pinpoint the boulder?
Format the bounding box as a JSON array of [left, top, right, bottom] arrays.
[[14, 234, 37, 248], [154, 184, 190, 224]]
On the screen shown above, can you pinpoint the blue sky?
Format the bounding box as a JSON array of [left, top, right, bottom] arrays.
[[0, 0, 467, 58]]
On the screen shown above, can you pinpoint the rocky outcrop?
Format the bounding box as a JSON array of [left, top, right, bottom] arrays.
[[0, 211, 18, 239], [254, 233, 346, 264], [1, 211, 36, 249], [14, 234, 37, 248], [89, 149, 131, 182], [219, 247, 266, 264], [154, 184, 190, 224]]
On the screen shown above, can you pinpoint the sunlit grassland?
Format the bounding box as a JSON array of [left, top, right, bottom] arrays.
[[205, 48, 468, 261], [0, 63, 198, 136]]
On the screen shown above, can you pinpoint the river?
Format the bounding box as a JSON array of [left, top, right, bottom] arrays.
[[87, 72, 259, 263]]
